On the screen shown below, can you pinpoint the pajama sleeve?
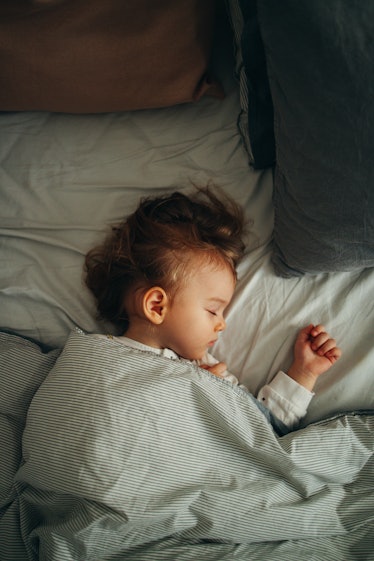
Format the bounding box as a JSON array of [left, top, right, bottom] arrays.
[[200, 354, 313, 429], [257, 371, 314, 428]]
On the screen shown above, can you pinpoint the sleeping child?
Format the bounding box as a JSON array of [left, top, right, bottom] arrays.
[[12, 186, 348, 559], [84, 186, 341, 432]]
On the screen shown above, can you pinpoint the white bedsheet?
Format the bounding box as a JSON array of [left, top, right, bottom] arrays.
[[0, 44, 373, 426]]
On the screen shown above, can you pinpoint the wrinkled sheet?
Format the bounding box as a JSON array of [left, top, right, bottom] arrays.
[[1, 331, 373, 560]]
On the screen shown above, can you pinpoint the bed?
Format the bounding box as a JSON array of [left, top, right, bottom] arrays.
[[0, 1, 373, 560]]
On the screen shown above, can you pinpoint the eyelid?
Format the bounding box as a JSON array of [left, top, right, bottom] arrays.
[[208, 309, 217, 316], [206, 301, 229, 317]]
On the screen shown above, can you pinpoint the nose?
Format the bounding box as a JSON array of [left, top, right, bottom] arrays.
[[215, 317, 226, 332]]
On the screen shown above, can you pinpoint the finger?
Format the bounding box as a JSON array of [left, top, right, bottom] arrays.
[[319, 339, 337, 355], [310, 324, 326, 338], [311, 332, 330, 350], [315, 338, 337, 356], [203, 362, 227, 378], [298, 324, 315, 342], [325, 346, 342, 362]]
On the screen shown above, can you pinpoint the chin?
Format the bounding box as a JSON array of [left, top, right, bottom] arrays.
[[178, 346, 207, 362], [182, 351, 204, 362]]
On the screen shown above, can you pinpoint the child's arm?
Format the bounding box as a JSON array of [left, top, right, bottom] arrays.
[[287, 324, 342, 391], [257, 324, 341, 428], [201, 324, 341, 429]]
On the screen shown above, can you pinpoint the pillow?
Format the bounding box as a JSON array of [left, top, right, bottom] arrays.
[[226, 0, 275, 169], [255, 0, 374, 276], [0, 332, 59, 512], [0, 0, 222, 113]]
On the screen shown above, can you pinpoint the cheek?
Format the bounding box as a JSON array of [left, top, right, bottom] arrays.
[[178, 307, 202, 329], [172, 314, 207, 346]]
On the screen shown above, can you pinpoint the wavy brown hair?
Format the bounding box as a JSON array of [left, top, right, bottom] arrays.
[[85, 186, 246, 332]]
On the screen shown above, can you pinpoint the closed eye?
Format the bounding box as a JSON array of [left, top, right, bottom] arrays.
[[207, 310, 217, 316]]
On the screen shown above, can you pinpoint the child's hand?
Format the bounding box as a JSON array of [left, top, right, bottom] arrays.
[[287, 324, 342, 391], [200, 361, 227, 378]]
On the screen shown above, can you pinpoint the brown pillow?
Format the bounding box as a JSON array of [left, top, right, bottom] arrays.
[[0, 0, 222, 113]]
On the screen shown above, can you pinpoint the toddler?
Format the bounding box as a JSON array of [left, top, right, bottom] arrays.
[[85, 187, 341, 430]]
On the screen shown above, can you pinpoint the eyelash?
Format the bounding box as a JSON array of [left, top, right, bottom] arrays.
[[208, 310, 217, 316]]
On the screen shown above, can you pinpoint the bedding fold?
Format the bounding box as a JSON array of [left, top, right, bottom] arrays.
[[0, 331, 371, 560]]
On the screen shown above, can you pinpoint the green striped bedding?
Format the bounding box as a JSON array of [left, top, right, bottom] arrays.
[[0, 331, 373, 560]]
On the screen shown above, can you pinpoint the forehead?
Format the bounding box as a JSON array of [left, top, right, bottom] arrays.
[[183, 256, 236, 298]]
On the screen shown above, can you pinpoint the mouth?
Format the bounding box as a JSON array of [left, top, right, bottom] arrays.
[[208, 340, 217, 347]]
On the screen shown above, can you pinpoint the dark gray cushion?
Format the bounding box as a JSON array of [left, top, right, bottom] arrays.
[[256, 0, 374, 276]]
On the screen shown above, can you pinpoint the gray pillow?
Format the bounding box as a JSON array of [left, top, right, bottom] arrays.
[[256, 0, 374, 276]]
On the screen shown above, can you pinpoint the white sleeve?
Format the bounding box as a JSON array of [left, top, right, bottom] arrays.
[[257, 371, 314, 428]]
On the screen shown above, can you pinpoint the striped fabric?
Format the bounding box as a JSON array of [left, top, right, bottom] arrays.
[[226, 0, 253, 162], [1, 331, 373, 560], [0, 332, 60, 561], [226, 0, 276, 169]]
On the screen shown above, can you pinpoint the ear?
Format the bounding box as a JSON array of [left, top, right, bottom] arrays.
[[142, 287, 168, 325]]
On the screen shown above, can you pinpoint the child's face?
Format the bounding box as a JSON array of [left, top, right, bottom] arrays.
[[161, 259, 236, 361]]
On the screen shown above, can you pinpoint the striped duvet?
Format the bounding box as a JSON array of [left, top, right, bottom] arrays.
[[0, 331, 373, 560]]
